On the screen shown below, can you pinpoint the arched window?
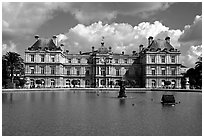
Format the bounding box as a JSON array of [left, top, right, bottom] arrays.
[[152, 80, 156, 88]]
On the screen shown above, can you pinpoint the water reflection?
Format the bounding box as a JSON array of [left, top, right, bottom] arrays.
[[119, 99, 126, 106], [2, 91, 202, 136]]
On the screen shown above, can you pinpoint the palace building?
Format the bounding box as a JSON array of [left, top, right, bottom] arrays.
[[24, 35, 182, 88]]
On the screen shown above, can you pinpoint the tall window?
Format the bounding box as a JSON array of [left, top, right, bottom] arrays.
[[171, 56, 175, 63], [116, 69, 120, 76], [106, 67, 109, 75], [67, 68, 70, 75], [161, 68, 166, 75], [30, 67, 35, 74], [51, 55, 55, 62], [40, 66, 45, 74], [151, 67, 156, 75], [101, 67, 105, 76], [68, 59, 72, 63], [31, 55, 34, 62], [41, 55, 45, 62], [161, 56, 165, 63], [78, 59, 81, 63], [152, 80, 156, 88], [151, 55, 156, 63], [124, 59, 128, 64], [115, 59, 118, 64], [171, 67, 176, 75], [96, 67, 99, 75], [51, 79, 55, 87], [30, 79, 35, 87], [76, 68, 80, 75], [51, 66, 55, 75]]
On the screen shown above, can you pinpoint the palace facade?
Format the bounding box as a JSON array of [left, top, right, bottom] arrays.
[[24, 35, 182, 88]]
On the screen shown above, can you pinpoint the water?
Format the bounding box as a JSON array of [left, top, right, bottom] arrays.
[[2, 91, 202, 136]]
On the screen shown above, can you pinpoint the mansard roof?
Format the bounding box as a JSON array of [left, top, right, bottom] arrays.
[[28, 38, 61, 51], [147, 39, 174, 51]]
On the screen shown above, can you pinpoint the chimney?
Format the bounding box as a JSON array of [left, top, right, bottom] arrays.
[[148, 36, 153, 46], [139, 44, 143, 52], [109, 46, 112, 52], [165, 36, 170, 43], [35, 35, 39, 40], [60, 44, 64, 51], [92, 46, 94, 53], [79, 51, 82, 54], [122, 51, 124, 55], [52, 35, 58, 46]]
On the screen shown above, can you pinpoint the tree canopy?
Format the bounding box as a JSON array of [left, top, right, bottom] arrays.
[[2, 52, 25, 88]]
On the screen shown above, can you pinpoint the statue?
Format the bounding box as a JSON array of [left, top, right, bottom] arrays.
[[118, 80, 127, 98]]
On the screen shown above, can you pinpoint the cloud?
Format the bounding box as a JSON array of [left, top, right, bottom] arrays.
[[180, 45, 202, 67], [68, 2, 173, 24], [2, 2, 70, 40], [2, 41, 18, 55], [60, 21, 182, 56], [179, 15, 202, 45]]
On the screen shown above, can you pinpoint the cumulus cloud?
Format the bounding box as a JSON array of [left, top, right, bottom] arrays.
[[2, 41, 18, 55], [180, 45, 202, 67], [60, 21, 182, 55], [179, 15, 202, 45]]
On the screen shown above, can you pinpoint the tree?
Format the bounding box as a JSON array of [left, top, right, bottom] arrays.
[[184, 56, 202, 89], [2, 52, 25, 88]]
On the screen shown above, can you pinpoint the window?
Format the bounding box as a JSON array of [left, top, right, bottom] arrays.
[[116, 69, 120, 76], [51, 66, 55, 75], [96, 67, 99, 75], [67, 68, 70, 75], [151, 67, 156, 75], [106, 67, 109, 75], [78, 59, 81, 63], [171, 68, 176, 75], [76, 68, 80, 75], [151, 55, 156, 63], [41, 55, 45, 62], [115, 59, 118, 64], [161, 68, 166, 75], [51, 79, 55, 87], [31, 55, 34, 62], [30, 67, 35, 74], [40, 66, 45, 74], [101, 67, 105, 76], [68, 59, 72, 63], [51, 55, 55, 62], [152, 80, 156, 88], [171, 56, 175, 63], [30, 79, 35, 87], [101, 79, 105, 85], [124, 59, 128, 64], [161, 56, 165, 63]]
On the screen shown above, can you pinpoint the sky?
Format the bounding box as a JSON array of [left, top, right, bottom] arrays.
[[2, 2, 202, 67]]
